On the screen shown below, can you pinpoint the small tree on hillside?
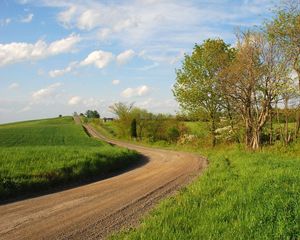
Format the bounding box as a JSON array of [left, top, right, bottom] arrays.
[[109, 102, 134, 137], [85, 110, 100, 118]]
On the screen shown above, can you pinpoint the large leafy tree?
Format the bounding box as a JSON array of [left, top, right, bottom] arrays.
[[173, 39, 235, 146]]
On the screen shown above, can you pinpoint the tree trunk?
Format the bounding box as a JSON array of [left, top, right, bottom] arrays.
[[250, 128, 261, 150], [245, 118, 252, 148], [269, 110, 273, 145], [211, 117, 216, 147], [295, 108, 300, 139], [295, 68, 300, 137], [284, 97, 291, 145]]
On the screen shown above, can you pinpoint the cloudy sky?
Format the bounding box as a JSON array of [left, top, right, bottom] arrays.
[[0, 0, 274, 123]]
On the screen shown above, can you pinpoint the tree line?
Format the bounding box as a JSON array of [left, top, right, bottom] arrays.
[[108, 102, 185, 143], [173, 0, 300, 150]]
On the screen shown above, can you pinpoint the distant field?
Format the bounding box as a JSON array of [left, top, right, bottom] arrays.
[[0, 117, 139, 200]]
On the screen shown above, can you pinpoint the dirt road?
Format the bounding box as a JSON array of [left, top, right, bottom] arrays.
[[0, 122, 207, 240]]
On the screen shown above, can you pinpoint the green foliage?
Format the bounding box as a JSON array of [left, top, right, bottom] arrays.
[[109, 102, 135, 138], [184, 121, 210, 138], [94, 117, 300, 239], [0, 117, 139, 200], [111, 145, 300, 239], [173, 39, 235, 116], [108, 103, 185, 143], [167, 126, 180, 143], [85, 110, 100, 118], [173, 39, 235, 146], [267, 0, 300, 76]]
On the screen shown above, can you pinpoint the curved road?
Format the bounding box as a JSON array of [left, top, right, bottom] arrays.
[[0, 123, 207, 240]]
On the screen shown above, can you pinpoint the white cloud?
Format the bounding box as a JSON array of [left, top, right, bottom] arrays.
[[77, 9, 101, 30], [83, 97, 104, 108], [58, 5, 77, 27], [80, 50, 114, 69], [49, 61, 78, 78], [49, 48, 134, 76], [32, 82, 62, 101], [18, 0, 30, 4], [121, 85, 150, 98], [0, 18, 11, 26], [21, 13, 34, 23], [39, 0, 273, 66], [68, 96, 82, 105], [19, 105, 31, 112], [97, 28, 112, 40], [15, 82, 64, 116], [48, 50, 115, 77], [112, 79, 120, 85], [116, 49, 135, 65], [8, 83, 20, 90], [136, 98, 178, 113], [136, 62, 159, 71], [0, 34, 80, 67], [48, 34, 80, 54], [67, 96, 103, 108]]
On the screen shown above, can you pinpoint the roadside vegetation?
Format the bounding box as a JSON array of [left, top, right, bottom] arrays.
[[90, 118, 299, 239], [111, 145, 300, 239], [0, 117, 139, 200], [84, 1, 300, 238]]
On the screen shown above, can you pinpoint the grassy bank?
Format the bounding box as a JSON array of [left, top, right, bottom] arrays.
[[112, 146, 300, 239], [92, 121, 300, 239], [0, 117, 139, 200]]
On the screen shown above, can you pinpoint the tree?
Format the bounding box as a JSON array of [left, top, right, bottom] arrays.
[[267, 0, 300, 86], [130, 107, 150, 140], [109, 102, 134, 120], [221, 31, 290, 149], [173, 39, 235, 146], [85, 110, 100, 118], [131, 118, 137, 139], [109, 102, 134, 138], [267, 0, 300, 135]]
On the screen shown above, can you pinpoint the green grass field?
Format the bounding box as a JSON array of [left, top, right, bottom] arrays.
[[0, 117, 139, 200], [101, 121, 300, 239]]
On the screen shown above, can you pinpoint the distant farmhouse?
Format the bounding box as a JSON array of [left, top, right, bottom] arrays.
[[103, 117, 114, 122]]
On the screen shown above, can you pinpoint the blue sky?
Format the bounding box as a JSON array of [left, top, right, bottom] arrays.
[[0, 0, 274, 123]]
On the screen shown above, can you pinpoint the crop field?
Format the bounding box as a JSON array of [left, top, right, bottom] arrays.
[[0, 117, 139, 200]]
